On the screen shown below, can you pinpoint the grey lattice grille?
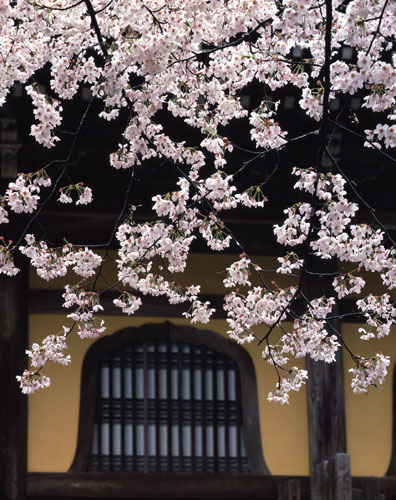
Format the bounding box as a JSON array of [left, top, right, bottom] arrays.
[[87, 341, 249, 473]]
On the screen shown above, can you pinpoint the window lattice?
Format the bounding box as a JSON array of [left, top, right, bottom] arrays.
[[87, 340, 249, 473]]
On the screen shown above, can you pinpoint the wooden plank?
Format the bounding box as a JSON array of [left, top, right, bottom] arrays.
[[333, 453, 352, 500], [28, 472, 310, 499], [364, 477, 381, 500], [316, 453, 351, 500], [278, 479, 301, 500], [316, 458, 330, 500], [353, 476, 395, 499], [28, 473, 396, 500], [0, 267, 28, 500]]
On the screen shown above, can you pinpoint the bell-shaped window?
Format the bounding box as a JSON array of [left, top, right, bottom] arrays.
[[70, 322, 268, 476]]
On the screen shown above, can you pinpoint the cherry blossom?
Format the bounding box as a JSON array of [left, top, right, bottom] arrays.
[[26, 334, 71, 368], [0, 239, 19, 276], [16, 370, 51, 395], [266, 368, 308, 405], [349, 353, 390, 394], [62, 284, 106, 339], [58, 184, 93, 205], [0, 0, 394, 401]]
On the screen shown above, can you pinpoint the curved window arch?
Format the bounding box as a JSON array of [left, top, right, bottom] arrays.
[[70, 322, 268, 475]]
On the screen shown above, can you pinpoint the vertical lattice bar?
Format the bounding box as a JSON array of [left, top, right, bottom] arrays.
[[97, 363, 103, 470], [154, 342, 160, 472], [143, 343, 149, 473], [190, 345, 196, 473], [235, 367, 242, 471], [132, 345, 137, 471], [109, 353, 114, 471], [213, 351, 218, 473], [224, 356, 230, 473], [120, 347, 126, 470], [201, 347, 207, 472], [178, 343, 183, 472], [166, 341, 172, 472]]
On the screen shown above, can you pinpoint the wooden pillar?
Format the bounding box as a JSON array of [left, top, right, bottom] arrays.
[[316, 453, 352, 500], [0, 268, 28, 500], [303, 258, 347, 499]]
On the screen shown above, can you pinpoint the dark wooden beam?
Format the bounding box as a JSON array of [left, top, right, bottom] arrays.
[[27, 472, 311, 499], [0, 267, 28, 500], [29, 289, 363, 322], [28, 289, 226, 318], [27, 473, 396, 500]]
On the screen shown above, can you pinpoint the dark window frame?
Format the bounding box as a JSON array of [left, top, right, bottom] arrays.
[[69, 321, 269, 476]]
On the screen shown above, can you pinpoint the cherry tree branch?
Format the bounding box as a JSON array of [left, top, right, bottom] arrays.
[[366, 0, 390, 55], [14, 98, 94, 249], [83, 0, 109, 59], [324, 146, 396, 247]]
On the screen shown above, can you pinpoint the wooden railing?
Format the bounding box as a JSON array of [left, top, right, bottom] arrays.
[[27, 469, 396, 499]]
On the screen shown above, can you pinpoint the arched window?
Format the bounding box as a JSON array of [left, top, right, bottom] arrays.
[[70, 322, 268, 475]]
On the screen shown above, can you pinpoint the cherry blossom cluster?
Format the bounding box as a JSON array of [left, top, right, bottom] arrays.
[[274, 203, 312, 246], [250, 102, 287, 149], [26, 332, 71, 368], [0, 171, 51, 224], [0, 0, 395, 400], [16, 370, 51, 395], [0, 238, 19, 276], [16, 323, 71, 395], [266, 367, 308, 405], [116, 216, 215, 316], [4, 174, 40, 215], [276, 252, 303, 275], [223, 256, 261, 288], [260, 297, 339, 380], [62, 284, 106, 339], [223, 286, 297, 344], [349, 353, 390, 394], [235, 186, 268, 208], [113, 292, 142, 316], [287, 313, 340, 363], [356, 294, 396, 340], [58, 184, 93, 205], [26, 85, 62, 148], [20, 235, 69, 280], [332, 272, 366, 299], [289, 169, 396, 292], [19, 234, 101, 280]]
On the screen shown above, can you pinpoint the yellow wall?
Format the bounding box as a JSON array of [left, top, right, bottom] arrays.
[[28, 314, 309, 475], [343, 323, 396, 476], [27, 253, 396, 477]]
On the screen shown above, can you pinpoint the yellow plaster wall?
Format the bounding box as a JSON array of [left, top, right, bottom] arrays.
[[28, 253, 396, 477], [28, 314, 309, 475], [342, 323, 396, 477]]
